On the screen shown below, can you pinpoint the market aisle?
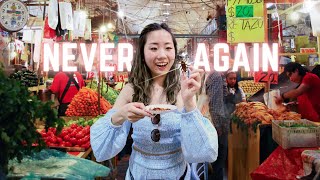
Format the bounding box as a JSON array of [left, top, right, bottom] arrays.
[[116, 155, 130, 179]]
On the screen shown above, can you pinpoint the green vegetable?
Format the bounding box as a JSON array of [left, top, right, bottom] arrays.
[[279, 123, 317, 128], [86, 81, 119, 105]]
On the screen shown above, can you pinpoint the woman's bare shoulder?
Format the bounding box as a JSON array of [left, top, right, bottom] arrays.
[[113, 83, 134, 108]]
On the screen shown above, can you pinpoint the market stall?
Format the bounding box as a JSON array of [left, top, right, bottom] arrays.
[[228, 101, 304, 180]]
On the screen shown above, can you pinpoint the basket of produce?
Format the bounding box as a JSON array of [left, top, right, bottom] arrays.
[[272, 119, 320, 149]]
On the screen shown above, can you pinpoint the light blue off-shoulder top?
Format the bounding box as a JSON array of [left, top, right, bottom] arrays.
[[90, 108, 218, 180]]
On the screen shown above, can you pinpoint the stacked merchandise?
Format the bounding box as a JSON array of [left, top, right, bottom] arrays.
[[239, 80, 265, 98], [65, 87, 112, 116], [9, 70, 44, 87]]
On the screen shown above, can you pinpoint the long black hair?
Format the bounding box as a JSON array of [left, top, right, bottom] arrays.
[[284, 62, 309, 76], [128, 23, 180, 105]]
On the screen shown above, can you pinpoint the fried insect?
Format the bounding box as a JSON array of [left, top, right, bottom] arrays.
[[151, 107, 171, 111], [177, 55, 190, 77]]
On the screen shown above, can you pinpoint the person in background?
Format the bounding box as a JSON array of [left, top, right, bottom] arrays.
[[275, 62, 320, 122], [50, 62, 85, 116], [224, 69, 246, 118], [311, 65, 320, 78], [90, 23, 218, 179], [206, 70, 228, 180]]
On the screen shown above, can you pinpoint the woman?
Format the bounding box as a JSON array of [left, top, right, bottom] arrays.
[[224, 69, 246, 117], [275, 62, 320, 122], [90, 23, 218, 179]]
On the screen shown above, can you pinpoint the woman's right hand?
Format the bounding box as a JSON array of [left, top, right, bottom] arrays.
[[111, 102, 152, 125], [274, 96, 283, 105]]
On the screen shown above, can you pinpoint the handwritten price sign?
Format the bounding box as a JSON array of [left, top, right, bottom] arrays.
[[87, 72, 95, 79], [114, 72, 128, 82], [227, 0, 265, 43], [254, 71, 278, 84]]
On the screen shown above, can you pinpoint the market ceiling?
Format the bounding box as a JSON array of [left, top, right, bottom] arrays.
[[21, 0, 307, 48]]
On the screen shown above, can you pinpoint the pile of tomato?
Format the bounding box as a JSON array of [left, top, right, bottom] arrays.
[[40, 124, 91, 149]]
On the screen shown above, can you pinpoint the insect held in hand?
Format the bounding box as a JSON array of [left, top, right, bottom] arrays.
[[178, 55, 191, 78]]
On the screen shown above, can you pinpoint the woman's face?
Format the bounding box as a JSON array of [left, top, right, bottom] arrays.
[[226, 73, 237, 87], [287, 69, 301, 83], [143, 29, 176, 77]]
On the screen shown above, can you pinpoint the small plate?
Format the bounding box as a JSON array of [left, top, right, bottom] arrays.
[[145, 104, 177, 114]]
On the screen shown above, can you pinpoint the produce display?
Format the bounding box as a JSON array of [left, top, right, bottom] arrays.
[[64, 116, 101, 127], [9, 70, 44, 87], [233, 102, 301, 125], [65, 87, 112, 116], [238, 80, 264, 95], [40, 124, 91, 149], [86, 81, 119, 105]]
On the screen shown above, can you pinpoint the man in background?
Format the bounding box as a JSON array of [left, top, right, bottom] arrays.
[[50, 61, 85, 116], [206, 70, 228, 180]]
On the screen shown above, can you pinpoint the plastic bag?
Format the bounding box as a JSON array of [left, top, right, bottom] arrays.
[[59, 2, 73, 30], [263, 89, 282, 110], [8, 149, 110, 179], [48, 0, 59, 29], [73, 10, 86, 38]]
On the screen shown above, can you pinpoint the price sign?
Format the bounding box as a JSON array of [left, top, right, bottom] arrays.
[[254, 71, 278, 84], [87, 72, 95, 79], [236, 5, 253, 17], [227, 0, 265, 43], [114, 72, 128, 82]]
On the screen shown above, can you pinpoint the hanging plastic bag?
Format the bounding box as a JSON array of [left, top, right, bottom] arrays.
[[59, 2, 73, 30], [84, 19, 92, 40], [48, 0, 58, 29], [73, 10, 86, 38]]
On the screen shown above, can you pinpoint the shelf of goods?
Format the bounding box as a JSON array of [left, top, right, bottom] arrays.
[[228, 102, 303, 180], [238, 80, 265, 98]]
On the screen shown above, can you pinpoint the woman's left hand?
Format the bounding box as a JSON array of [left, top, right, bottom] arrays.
[[180, 67, 204, 111]]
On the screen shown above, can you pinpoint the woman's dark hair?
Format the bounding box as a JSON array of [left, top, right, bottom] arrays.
[[129, 23, 180, 105], [284, 62, 309, 76]]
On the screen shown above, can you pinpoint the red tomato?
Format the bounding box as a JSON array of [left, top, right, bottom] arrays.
[[65, 142, 72, 147], [70, 137, 77, 145], [58, 130, 68, 138], [76, 126, 83, 132], [40, 132, 47, 137], [70, 124, 78, 129], [75, 132, 84, 139], [47, 131, 54, 137], [56, 137, 63, 144], [83, 142, 90, 149], [82, 135, 90, 143], [70, 130, 77, 138], [64, 134, 71, 142], [59, 142, 66, 147], [67, 128, 73, 133]]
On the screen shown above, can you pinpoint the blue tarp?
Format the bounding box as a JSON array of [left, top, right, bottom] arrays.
[[7, 149, 110, 180]]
